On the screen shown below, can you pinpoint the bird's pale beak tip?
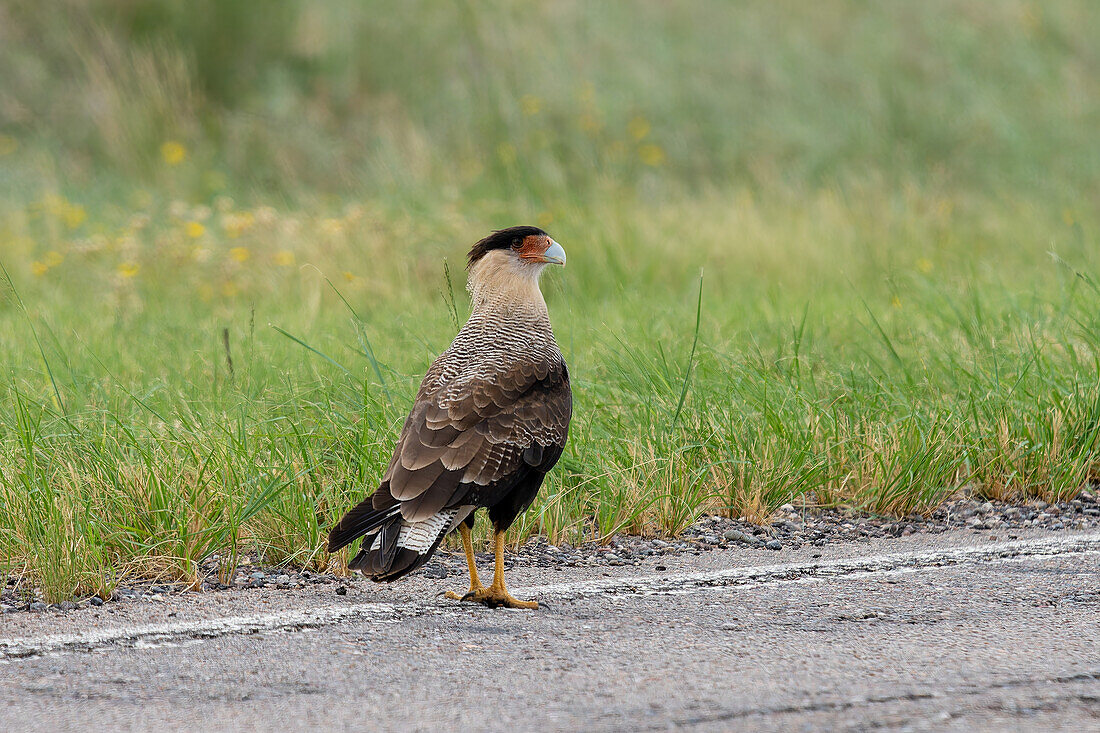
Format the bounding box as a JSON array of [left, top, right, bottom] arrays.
[[544, 241, 567, 267]]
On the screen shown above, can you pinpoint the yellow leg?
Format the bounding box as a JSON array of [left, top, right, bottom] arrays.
[[444, 524, 485, 600], [442, 526, 536, 603], [446, 529, 537, 609]]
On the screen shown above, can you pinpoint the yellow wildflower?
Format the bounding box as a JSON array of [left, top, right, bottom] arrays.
[[229, 247, 250, 262], [222, 212, 254, 238], [186, 221, 206, 238], [274, 250, 295, 267], [628, 116, 651, 141], [890, 295, 902, 308], [117, 262, 140, 278], [917, 258, 933, 274], [63, 204, 86, 229], [638, 143, 665, 166], [44, 251, 63, 267], [343, 271, 355, 282], [31, 261, 49, 277], [320, 218, 344, 236], [520, 95, 542, 116], [160, 140, 186, 166]]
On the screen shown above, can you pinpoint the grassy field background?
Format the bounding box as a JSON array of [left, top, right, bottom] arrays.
[[1, 0, 1099, 601]]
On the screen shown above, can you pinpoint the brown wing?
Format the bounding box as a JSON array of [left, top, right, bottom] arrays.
[[383, 356, 571, 522]]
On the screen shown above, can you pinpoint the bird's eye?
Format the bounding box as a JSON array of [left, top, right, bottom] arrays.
[[511, 238, 523, 250]]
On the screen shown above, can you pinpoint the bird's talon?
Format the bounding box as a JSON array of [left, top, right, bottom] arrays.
[[444, 587, 485, 601], [446, 587, 538, 609]]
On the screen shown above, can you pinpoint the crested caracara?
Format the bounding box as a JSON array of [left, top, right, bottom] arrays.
[[328, 226, 571, 609]]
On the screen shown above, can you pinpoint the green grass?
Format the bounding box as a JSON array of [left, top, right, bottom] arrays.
[[1, 1, 1099, 601]]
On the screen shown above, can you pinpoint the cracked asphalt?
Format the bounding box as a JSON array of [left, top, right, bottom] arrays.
[[1, 528, 1098, 731]]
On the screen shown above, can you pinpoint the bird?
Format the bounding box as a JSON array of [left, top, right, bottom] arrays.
[[327, 226, 572, 609]]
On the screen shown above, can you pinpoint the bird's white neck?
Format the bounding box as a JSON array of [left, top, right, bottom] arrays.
[[466, 249, 550, 319]]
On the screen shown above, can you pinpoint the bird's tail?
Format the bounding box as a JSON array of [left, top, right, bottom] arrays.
[[329, 495, 461, 583], [327, 495, 398, 554]]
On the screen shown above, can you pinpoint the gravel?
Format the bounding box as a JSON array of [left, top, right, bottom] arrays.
[[506, 487, 1100, 569], [2, 487, 1097, 615]]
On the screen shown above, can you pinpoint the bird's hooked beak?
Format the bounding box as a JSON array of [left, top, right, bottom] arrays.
[[541, 240, 567, 266]]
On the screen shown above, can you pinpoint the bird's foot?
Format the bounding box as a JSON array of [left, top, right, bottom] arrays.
[[444, 583, 484, 602], [448, 585, 538, 610]]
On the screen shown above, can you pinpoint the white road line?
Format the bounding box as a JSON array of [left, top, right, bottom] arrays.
[[520, 532, 1100, 598], [2, 533, 1098, 661], [0, 602, 408, 661]]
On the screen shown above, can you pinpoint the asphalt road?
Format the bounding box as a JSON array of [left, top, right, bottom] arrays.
[[2, 529, 1098, 731]]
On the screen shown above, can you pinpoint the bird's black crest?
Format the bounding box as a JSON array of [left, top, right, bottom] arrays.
[[467, 226, 549, 269]]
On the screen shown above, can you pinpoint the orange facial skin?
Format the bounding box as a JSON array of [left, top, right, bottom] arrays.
[[517, 234, 554, 263]]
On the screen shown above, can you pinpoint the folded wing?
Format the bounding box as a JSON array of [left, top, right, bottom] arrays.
[[327, 355, 571, 554]]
